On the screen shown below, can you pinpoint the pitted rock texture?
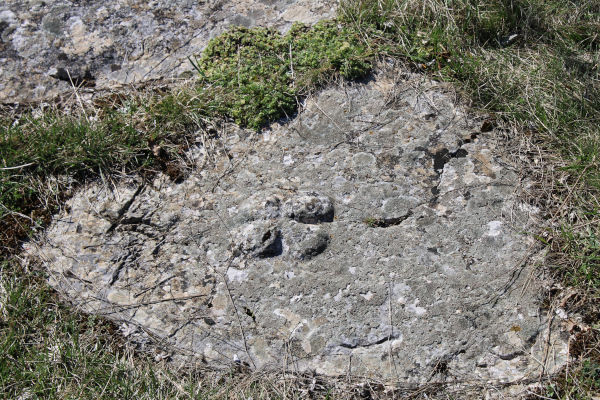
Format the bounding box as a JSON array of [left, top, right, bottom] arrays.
[[30, 69, 568, 382], [0, 0, 335, 103]]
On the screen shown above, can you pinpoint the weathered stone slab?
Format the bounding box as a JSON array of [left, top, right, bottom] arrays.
[[0, 0, 335, 103], [29, 69, 567, 382]]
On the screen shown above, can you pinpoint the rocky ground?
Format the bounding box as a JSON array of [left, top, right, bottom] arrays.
[[28, 67, 568, 383], [0, 0, 335, 103], [3, 0, 587, 395]]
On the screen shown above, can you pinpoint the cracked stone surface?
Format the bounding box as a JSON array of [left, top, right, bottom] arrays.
[[28, 69, 568, 383], [0, 0, 336, 103]]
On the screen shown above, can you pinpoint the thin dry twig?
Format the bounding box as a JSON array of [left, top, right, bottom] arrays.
[[221, 272, 257, 369]]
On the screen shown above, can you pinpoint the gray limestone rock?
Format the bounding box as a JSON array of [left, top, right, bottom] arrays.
[[282, 191, 334, 224], [234, 221, 282, 258], [0, 0, 335, 103], [284, 222, 330, 260], [28, 68, 568, 383]]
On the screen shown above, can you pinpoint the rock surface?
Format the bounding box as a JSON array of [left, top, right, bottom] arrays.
[[29, 68, 568, 382], [0, 0, 335, 103]]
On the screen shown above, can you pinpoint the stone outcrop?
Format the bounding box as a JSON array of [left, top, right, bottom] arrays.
[[28, 68, 568, 382], [0, 0, 335, 103]]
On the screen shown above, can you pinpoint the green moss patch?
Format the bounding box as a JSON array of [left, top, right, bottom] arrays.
[[193, 21, 372, 129]]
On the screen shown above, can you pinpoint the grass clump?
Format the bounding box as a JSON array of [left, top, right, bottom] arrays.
[[1, 261, 168, 399], [1, 113, 143, 212], [192, 21, 371, 129], [1, 261, 326, 399], [0, 88, 215, 253]]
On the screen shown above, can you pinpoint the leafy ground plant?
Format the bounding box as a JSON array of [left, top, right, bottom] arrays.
[[192, 21, 372, 129]]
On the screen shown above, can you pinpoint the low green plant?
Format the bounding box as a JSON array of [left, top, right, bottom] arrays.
[[193, 21, 372, 129], [0, 261, 144, 399], [0, 261, 283, 399], [363, 217, 379, 227]]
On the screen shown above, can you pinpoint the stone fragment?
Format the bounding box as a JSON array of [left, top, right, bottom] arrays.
[[230, 192, 284, 225], [234, 221, 282, 258], [282, 191, 334, 224], [382, 196, 419, 219], [352, 152, 376, 168], [284, 222, 330, 260]]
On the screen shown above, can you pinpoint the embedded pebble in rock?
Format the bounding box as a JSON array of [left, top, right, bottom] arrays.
[[0, 0, 335, 103], [283, 192, 334, 224], [284, 223, 330, 260], [234, 221, 282, 258], [29, 68, 568, 384]]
